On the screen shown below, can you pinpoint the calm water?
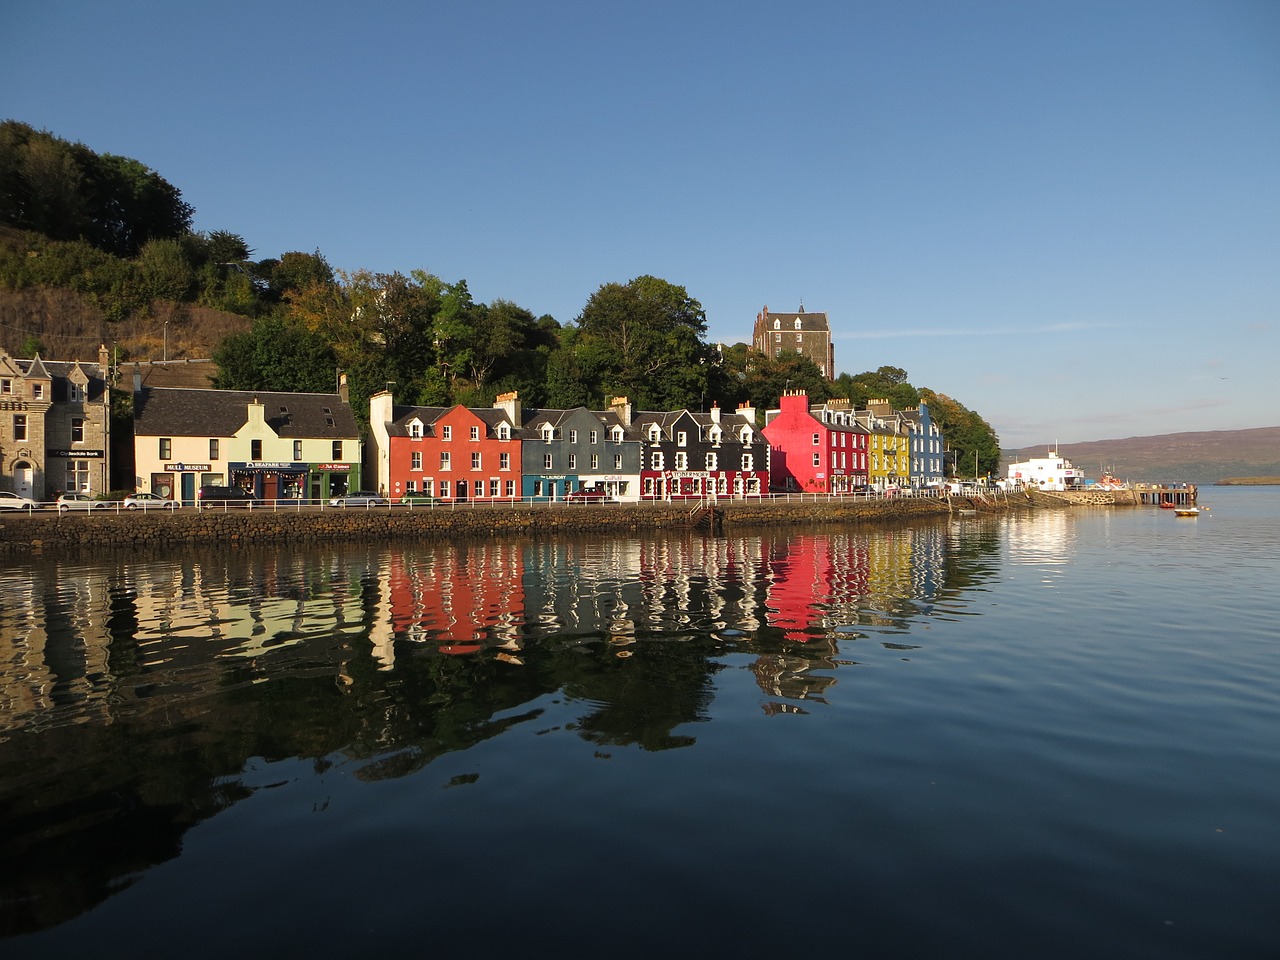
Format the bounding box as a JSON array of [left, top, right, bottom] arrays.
[[2, 488, 1277, 958]]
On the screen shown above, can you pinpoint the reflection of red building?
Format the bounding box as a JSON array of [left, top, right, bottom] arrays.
[[385, 544, 526, 653], [765, 534, 870, 642], [763, 391, 868, 494]]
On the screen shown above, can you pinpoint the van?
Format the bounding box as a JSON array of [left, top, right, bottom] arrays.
[[197, 485, 258, 508]]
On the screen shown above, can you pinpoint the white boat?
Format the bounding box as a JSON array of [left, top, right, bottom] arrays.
[[1173, 506, 1201, 517]]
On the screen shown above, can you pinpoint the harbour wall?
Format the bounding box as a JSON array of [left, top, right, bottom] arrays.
[[0, 495, 1003, 557]]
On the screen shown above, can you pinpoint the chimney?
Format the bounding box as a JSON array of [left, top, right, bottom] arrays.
[[709, 403, 721, 424], [609, 396, 633, 426], [247, 397, 266, 427], [338, 370, 350, 403], [736, 401, 756, 425], [132, 363, 142, 396], [494, 390, 521, 425]]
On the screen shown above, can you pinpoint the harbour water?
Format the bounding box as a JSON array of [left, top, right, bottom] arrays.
[[2, 488, 1277, 958]]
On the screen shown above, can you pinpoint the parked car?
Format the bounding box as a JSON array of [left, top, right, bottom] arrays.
[[399, 493, 442, 506], [124, 492, 180, 511], [197, 485, 258, 508], [329, 491, 390, 507], [0, 490, 38, 510], [56, 492, 108, 513], [565, 487, 609, 503]]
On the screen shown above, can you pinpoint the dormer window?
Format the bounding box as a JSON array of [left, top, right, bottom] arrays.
[[773, 319, 781, 330], [648, 425, 661, 443], [741, 428, 753, 446], [409, 420, 422, 438], [498, 424, 510, 440], [32, 383, 44, 400], [611, 427, 624, 443], [542, 425, 554, 442], [794, 318, 802, 330]]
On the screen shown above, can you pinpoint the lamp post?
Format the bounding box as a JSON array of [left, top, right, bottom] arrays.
[[163, 321, 169, 363]]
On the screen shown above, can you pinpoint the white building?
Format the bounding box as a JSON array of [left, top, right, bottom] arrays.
[[1004, 450, 1084, 491]]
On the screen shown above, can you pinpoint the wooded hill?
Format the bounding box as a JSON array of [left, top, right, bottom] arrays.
[[1, 120, 1002, 474]]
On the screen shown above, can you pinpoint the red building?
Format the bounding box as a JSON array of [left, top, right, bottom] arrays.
[[370, 391, 521, 502], [762, 391, 868, 494]]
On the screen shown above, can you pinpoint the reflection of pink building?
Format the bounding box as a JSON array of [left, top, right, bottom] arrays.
[[385, 544, 525, 653], [765, 535, 870, 642]]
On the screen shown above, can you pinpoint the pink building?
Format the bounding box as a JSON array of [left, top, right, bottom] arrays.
[[762, 391, 868, 494]]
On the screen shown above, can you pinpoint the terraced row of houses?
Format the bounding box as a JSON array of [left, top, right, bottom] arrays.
[[1, 348, 947, 503]]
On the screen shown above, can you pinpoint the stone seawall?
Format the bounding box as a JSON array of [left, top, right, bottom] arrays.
[[0, 495, 1013, 557]]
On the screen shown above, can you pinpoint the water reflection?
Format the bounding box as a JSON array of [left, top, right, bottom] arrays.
[[1, 519, 999, 936]]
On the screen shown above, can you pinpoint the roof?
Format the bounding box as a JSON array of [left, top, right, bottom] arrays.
[[131, 359, 219, 389], [134, 387, 359, 438]]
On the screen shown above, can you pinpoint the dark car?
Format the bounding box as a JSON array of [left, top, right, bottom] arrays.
[[197, 485, 258, 508], [565, 487, 609, 503]]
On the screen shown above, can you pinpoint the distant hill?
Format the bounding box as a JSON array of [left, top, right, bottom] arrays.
[[1003, 427, 1280, 485]]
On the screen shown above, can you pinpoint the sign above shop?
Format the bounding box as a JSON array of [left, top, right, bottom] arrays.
[[164, 462, 212, 472]]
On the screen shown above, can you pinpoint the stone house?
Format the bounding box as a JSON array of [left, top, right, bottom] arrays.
[[0, 346, 112, 500]]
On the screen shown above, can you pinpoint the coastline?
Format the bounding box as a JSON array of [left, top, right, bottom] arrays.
[[1, 493, 1044, 557]]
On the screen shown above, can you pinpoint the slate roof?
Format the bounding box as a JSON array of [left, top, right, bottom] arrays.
[[9, 356, 109, 402], [133, 387, 359, 438]]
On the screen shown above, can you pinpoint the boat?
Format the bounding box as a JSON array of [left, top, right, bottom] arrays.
[[1173, 506, 1201, 517]]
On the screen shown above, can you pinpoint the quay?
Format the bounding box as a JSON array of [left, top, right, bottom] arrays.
[[1134, 483, 1198, 507], [0, 492, 1024, 557]]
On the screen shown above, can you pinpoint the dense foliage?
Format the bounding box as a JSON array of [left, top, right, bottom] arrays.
[[1, 120, 1001, 471]]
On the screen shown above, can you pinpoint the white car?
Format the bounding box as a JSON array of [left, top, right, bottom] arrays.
[[57, 492, 109, 513], [328, 491, 390, 507], [0, 490, 38, 510], [124, 492, 180, 510]]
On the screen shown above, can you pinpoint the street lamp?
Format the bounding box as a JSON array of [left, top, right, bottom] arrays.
[[163, 321, 169, 362]]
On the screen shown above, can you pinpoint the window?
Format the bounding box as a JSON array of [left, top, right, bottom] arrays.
[[411, 451, 422, 470], [66, 459, 90, 493], [210, 439, 220, 460], [590, 430, 598, 444], [544, 453, 553, 469], [568, 454, 577, 470], [251, 439, 263, 460], [773, 319, 781, 330], [742, 454, 754, 471], [741, 429, 753, 446], [498, 424, 510, 440], [471, 452, 481, 469], [0, 379, 9, 394], [441, 451, 452, 470], [423, 479, 434, 497], [470, 425, 480, 440], [543, 425, 554, 443], [11, 414, 25, 441], [614, 454, 623, 470], [505, 480, 515, 497], [293, 440, 303, 461], [474, 480, 484, 497], [410, 421, 422, 438], [775, 332, 781, 343], [158, 436, 171, 459], [651, 452, 663, 470], [569, 429, 578, 443], [794, 318, 802, 330], [442, 425, 452, 440], [69, 383, 84, 403], [674, 452, 687, 470], [332, 440, 343, 460], [611, 427, 624, 443], [706, 452, 717, 471], [677, 431, 687, 446], [813, 433, 821, 445], [796, 332, 803, 343], [489, 480, 499, 497], [71, 418, 84, 443], [591, 454, 598, 469], [439, 480, 449, 498], [813, 453, 821, 467], [32, 383, 44, 400]]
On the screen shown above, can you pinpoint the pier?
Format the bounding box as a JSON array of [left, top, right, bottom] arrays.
[[1134, 483, 1198, 507]]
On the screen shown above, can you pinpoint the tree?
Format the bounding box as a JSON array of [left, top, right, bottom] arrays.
[[573, 275, 712, 410], [212, 314, 338, 393], [919, 388, 1001, 478]]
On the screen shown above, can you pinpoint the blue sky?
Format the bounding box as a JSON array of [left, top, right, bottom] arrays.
[[3, 0, 1277, 447]]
